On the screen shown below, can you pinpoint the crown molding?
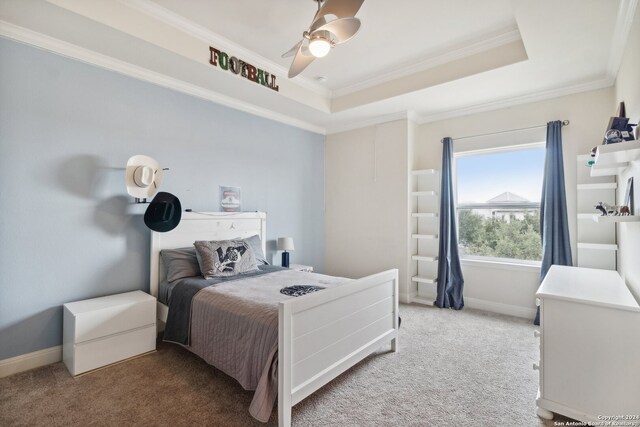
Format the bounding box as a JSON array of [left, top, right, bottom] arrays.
[[325, 111, 413, 135], [326, 75, 616, 135], [607, 0, 638, 79], [120, 0, 331, 98], [331, 25, 522, 98], [0, 20, 326, 135], [415, 76, 615, 125]]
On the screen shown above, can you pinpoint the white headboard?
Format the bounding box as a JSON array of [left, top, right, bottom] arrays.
[[149, 211, 267, 298]]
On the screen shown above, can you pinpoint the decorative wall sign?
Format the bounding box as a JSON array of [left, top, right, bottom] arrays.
[[209, 47, 279, 92]]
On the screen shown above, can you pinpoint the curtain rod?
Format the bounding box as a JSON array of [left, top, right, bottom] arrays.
[[447, 120, 570, 142]]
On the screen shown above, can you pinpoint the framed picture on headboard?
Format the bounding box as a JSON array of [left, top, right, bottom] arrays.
[[219, 185, 241, 212]]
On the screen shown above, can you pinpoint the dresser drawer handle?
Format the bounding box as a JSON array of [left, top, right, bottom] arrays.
[[534, 330, 540, 338], [533, 363, 540, 371]]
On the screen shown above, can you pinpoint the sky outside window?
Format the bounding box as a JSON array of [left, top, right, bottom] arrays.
[[456, 147, 545, 204]]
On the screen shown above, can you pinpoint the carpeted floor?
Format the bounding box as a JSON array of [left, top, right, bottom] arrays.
[[1, 304, 566, 426]]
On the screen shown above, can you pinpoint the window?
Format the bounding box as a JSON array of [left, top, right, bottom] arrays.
[[455, 144, 545, 263]]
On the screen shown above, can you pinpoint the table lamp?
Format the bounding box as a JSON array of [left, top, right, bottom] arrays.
[[277, 237, 294, 268]]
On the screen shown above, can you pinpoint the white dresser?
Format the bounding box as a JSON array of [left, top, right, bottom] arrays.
[[63, 291, 156, 376], [536, 265, 640, 421]]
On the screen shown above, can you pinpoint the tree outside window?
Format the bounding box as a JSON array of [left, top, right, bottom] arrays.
[[456, 145, 544, 263]]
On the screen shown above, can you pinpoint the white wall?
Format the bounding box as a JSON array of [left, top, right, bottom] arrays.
[[615, 5, 640, 301], [415, 88, 614, 317], [325, 120, 412, 300]]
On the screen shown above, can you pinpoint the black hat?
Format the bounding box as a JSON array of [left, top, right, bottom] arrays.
[[144, 192, 182, 232]]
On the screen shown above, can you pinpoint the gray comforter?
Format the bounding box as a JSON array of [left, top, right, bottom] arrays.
[[187, 269, 349, 422], [163, 266, 283, 345]]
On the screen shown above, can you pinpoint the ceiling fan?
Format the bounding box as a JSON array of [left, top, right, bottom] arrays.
[[282, 0, 365, 78]]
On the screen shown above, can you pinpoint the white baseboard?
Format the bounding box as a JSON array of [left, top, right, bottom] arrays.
[[399, 291, 416, 304], [411, 291, 535, 319], [464, 297, 536, 319], [0, 346, 62, 378], [411, 296, 434, 306]]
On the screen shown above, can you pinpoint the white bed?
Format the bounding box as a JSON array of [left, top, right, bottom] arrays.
[[150, 211, 399, 427]]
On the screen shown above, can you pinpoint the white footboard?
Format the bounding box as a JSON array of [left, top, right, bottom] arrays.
[[278, 269, 399, 427]]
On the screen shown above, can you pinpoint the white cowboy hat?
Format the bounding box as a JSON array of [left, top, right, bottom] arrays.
[[125, 155, 164, 199]]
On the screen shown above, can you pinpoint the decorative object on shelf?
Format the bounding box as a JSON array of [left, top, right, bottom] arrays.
[[624, 177, 634, 215], [603, 102, 637, 144], [144, 192, 182, 232], [583, 147, 598, 167], [594, 202, 608, 216], [125, 155, 165, 203], [604, 129, 624, 144], [219, 186, 241, 212], [594, 202, 630, 216], [277, 237, 295, 268]]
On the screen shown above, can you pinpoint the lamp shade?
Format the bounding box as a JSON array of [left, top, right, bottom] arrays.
[[277, 237, 294, 251], [309, 36, 331, 58]]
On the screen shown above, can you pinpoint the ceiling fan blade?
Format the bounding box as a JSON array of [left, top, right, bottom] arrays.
[[312, 0, 364, 25], [288, 43, 316, 78], [282, 40, 302, 58], [312, 17, 361, 44]]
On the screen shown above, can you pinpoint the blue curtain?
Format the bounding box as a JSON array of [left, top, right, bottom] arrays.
[[534, 121, 572, 325], [435, 137, 465, 310]]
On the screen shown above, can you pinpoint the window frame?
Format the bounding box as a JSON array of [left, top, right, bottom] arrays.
[[453, 142, 545, 266]]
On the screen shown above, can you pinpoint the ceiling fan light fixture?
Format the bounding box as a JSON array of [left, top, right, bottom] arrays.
[[309, 36, 331, 58]]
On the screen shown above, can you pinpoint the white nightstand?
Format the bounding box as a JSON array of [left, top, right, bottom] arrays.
[[63, 290, 156, 376], [289, 264, 313, 273]]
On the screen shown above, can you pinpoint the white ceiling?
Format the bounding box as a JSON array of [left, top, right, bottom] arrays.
[[0, 0, 636, 134], [151, 0, 518, 90]]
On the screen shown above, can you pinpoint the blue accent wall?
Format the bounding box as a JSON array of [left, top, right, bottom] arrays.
[[0, 38, 325, 360]]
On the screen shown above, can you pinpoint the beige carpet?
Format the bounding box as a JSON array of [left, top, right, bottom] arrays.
[[1, 304, 566, 426]]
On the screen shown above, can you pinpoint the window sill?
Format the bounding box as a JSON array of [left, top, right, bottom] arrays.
[[460, 257, 541, 273]]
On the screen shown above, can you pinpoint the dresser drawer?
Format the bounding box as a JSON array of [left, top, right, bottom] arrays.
[[65, 291, 156, 343], [63, 291, 157, 376], [67, 324, 156, 376]]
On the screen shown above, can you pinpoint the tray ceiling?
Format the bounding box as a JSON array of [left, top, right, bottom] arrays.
[[0, 0, 636, 134]]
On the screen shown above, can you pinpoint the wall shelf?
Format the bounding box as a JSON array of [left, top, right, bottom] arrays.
[[412, 255, 438, 262], [411, 169, 438, 176], [411, 213, 438, 218], [592, 215, 640, 223], [576, 152, 617, 270], [577, 213, 598, 219], [577, 183, 617, 190], [577, 242, 618, 251], [590, 163, 629, 177], [590, 140, 640, 177], [412, 234, 438, 239], [412, 275, 437, 284], [411, 168, 440, 302], [577, 213, 639, 222]]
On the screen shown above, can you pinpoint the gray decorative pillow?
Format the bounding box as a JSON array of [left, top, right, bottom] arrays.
[[244, 234, 269, 265], [160, 247, 201, 282], [194, 240, 259, 278]]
